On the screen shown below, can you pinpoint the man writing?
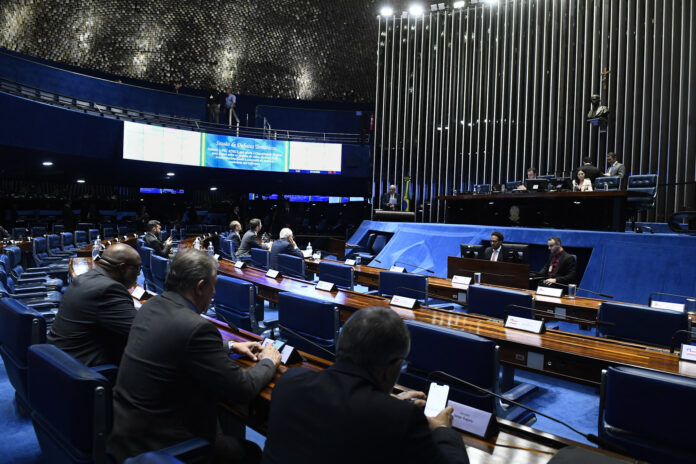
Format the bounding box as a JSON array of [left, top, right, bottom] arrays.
[[143, 220, 173, 258], [261, 306, 469, 464], [109, 249, 281, 463], [47, 243, 141, 366]]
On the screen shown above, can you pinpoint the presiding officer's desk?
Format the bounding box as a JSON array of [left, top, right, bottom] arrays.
[[208, 316, 636, 464], [439, 190, 650, 232], [304, 258, 603, 325], [217, 260, 696, 386]]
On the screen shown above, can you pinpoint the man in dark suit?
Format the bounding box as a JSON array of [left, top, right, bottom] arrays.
[[47, 243, 140, 367], [482, 231, 507, 262], [261, 306, 469, 464], [143, 220, 173, 258], [236, 218, 271, 258], [540, 236, 576, 286], [573, 157, 602, 184], [228, 220, 242, 252], [380, 184, 401, 211], [269, 228, 303, 270], [109, 249, 281, 463]]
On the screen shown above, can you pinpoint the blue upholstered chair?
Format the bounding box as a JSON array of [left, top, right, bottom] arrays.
[[4, 245, 64, 288], [276, 254, 306, 279], [219, 239, 235, 261], [596, 301, 690, 348], [52, 224, 65, 234], [150, 255, 169, 294], [102, 226, 115, 238], [46, 234, 76, 258], [318, 261, 354, 290], [627, 174, 658, 229], [214, 275, 269, 334], [88, 228, 100, 242], [12, 227, 27, 240], [31, 226, 47, 237], [0, 270, 61, 310], [599, 366, 696, 464], [32, 237, 70, 267], [505, 181, 522, 190], [74, 230, 88, 247], [594, 176, 621, 191], [376, 271, 428, 304], [467, 285, 534, 319], [117, 225, 130, 237], [249, 248, 270, 270], [139, 246, 154, 290], [277, 292, 340, 359], [0, 299, 46, 415], [401, 320, 535, 425], [60, 232, 76, 252], [350, 233, 388, 262]]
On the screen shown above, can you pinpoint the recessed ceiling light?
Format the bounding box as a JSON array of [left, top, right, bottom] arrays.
[[210, 186, 218, 191], [42, 161, 53, 166], [380, 6, 394, 16], [77, 179, 86, 184], [453, 1, 465, 8], [409, 4, 424, 16], [166, 172, 175, 176]]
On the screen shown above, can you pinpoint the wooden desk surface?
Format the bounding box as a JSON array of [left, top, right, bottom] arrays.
[[0, 240, 33, 253], [304, 258, 604, 324], [218, 260, 696, 385], [209, 317, 636, 463]]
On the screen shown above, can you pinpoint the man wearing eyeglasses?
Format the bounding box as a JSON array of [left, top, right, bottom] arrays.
[[483, 231, 507, 262], [48, 243, 141, 367]]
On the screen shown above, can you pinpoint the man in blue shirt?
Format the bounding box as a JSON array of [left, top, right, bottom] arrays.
[[225, 88, 240, 127]]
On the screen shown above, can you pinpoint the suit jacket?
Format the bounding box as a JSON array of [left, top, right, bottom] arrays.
[[269, 238, 304, 270], [237, 230, 265, 257], [540, 250, 577, 285], [608, 162, 626, 179], [380, 191, 401, 211], [572, 164, 601, 184], [47, 266, 135, 366], [482, 246, 507, 262], [229, 232, 241, 253], [108, 291, 276, 462], [261, 361, 469, 464], [143, 232, 170, 258]]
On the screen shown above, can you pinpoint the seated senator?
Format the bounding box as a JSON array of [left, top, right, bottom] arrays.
[[229, 220, 242, 251], [47, 243, 140, 367], [515, 167, 537, 191], [540, 236, 576, 286], [261, 306, 469, 464], [483, 231, 507, 262], [270, 227, 304, 270], [236, 218, 271, 258], [143, 219, 173, 257], [572, 169, 593, 192], [108, 249, 281, 463]]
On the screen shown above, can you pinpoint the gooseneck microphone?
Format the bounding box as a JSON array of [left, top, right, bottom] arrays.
[[426, 370, 627, 454], [274, 323, 336, 360], [393, 261, 435, 274], [551, 282, 614, 299]]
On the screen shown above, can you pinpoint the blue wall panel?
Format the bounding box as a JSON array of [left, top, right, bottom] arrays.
[[348, 221, 696, 305], [0, 51, 205, 119]]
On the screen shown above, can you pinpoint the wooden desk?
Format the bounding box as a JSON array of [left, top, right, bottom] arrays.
[[218, 260, 696, 385], [75, 233, 140, 257], [447, 256, 530, 289], [304, 258, 603, 325], [210, 317, 635, 463], [439, 190, 648, 232]]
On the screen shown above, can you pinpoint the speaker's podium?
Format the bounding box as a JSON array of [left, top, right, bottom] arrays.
[[373, 209, 416, 222]]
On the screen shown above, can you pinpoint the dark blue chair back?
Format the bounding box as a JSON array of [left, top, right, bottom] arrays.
[[214, 275, 263, 333], [117, 225, 130, 236], [277, 292, 339, 358], [467, 285, 534, 319], [60, 232, 75, 250], [318, 261, 354, 290], [474, 184, 491, 194], [276, 254, 306, 279], [599, 366, 696, 464], [47, 234, 64, 253], [12, 227, 27, 239], [139, 246, 154, 288], [0, 299, 46, 413], [27, 344, 112, 464], [74, 230, 88, 247], [250, 248, 270, 269], [505, 181, 522, 190], [102, 226, 114, 238], [150, 255, 169, 294], [597, 301, 689, 348], [125, 452, 185, 464], [595, 176, 621, 190], [627, 174, 658, 210], [52, 224, 65, 234], [372, 234, 388, 254], [401, 320, 498, 413], [88, 228, 99, 242], [31, 226, 47, 237], [220, 239, 233, 260], [378, 271, 428, 303]]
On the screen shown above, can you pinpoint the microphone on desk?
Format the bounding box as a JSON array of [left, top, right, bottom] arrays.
[[425, 370, 628, 455], [393, 286, 461, 306], [550, 283, 614, 299], [669, 330, 692, 354], [457, 269, 516, 280], [394, 261, 435, 274], [532, 309, 617, 328], [273, 323, 336, 360]]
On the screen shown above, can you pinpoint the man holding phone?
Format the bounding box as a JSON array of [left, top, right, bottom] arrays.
[[261, 306, 468, 463]]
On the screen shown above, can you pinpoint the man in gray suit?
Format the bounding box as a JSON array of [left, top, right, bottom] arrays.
[[603, 152, 626, 186], [48, 243, 140, 367], [237, 218, 271, 258], [109, 249, 281, 463]]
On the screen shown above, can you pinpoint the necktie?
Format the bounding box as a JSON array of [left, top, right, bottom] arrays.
[[492, 250, 498, 262]]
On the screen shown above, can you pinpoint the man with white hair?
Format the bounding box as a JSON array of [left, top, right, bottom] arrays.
[[269, 227, 304, 270]]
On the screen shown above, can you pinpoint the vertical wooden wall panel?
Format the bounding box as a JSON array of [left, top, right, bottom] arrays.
[[372, 0, 694, 222]]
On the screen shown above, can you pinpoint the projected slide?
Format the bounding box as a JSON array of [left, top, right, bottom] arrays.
[[123, 121, 341, 174]]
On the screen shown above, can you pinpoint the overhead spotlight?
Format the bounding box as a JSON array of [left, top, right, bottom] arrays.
[[210, 186, 218, 191], [409, 4, 425, 16], [485, 0, 499, 4], [453, 1, 466, 8], [166, 172, 175, 176], [76, 179, 86, 184], [380, 6, 394, 16], [42, 161, 53, 166]]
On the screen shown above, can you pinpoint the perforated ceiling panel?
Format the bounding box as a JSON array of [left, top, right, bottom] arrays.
[[0, 0, 381, 102]]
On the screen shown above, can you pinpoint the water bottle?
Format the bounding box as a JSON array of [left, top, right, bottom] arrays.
[[604, 182, 609, 191], [207, 242, 214, 256], [355, 255, 361, 265], [194, 237, 201, 250], [95, 236, 102, 249], [91, 240, 100, 261], [306, 242, 312, 255]]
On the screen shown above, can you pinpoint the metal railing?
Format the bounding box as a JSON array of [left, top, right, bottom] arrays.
[[0, 77, 367, 144]]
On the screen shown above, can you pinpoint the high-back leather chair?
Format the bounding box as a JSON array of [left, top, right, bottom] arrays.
[[277, 292, 339, 359], [249, 248, 270, 270], [597, 301, 689, 348], [467, 285, 534, 319], [214, 275, 266, 334], [318, 261, 354, 290], [276, 254, 306, 279]]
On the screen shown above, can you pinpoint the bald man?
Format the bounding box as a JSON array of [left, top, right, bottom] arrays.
[[48, 243, 142, 366], [380, 184, 401, 211]]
